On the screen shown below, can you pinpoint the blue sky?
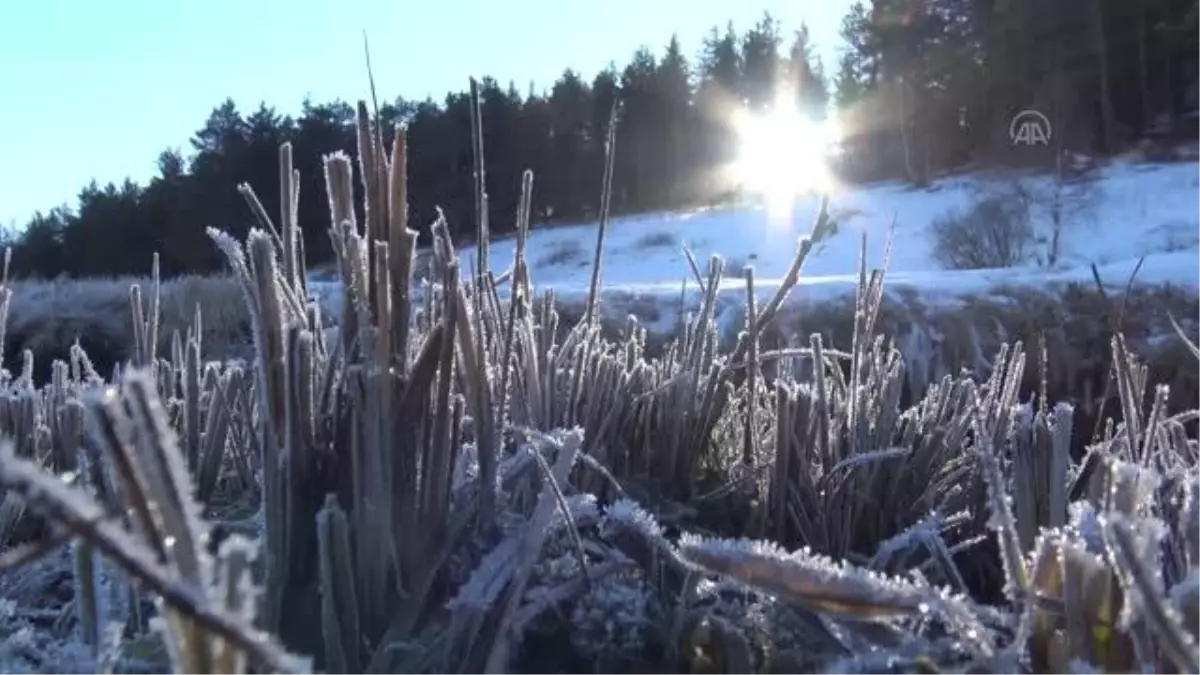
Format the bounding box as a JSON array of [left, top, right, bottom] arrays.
[[0, 0, 852, 227]]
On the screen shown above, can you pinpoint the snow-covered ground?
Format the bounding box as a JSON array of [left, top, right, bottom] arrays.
[[311, 157, 1199, 333]]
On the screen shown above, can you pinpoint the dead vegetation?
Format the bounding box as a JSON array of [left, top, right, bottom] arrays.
[[0, 96, 1195, 675]]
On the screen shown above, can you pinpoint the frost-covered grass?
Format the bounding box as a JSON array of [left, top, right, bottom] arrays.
[[0, 106, 1196, 675], [2, 272, 254, 383]]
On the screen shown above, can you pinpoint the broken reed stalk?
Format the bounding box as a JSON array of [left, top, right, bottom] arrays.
[[584, 100, 619, 326], [470, 76, 489, 295], [742, 264, 758, 468]]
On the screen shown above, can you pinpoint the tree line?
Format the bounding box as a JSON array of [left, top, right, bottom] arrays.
[[835, 0, 1198, 184], [5, 0, 1196, 279]]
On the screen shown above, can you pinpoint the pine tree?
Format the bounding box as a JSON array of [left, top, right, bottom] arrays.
[[616, 47, 659, 212], [547, 70, 593, 219], [695, 23, 744, 193], [655, 35, 694, 206], [786, 23, 830, 120], [699, 23, 743, 95], [833, 51, 867, 112], [741, 13, 783, 110]]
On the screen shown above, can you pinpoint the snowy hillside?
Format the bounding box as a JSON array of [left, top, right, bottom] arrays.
[[311, 157, 1199, 327]]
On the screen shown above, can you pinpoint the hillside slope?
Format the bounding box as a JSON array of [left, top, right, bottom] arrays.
[[307, 157, 1198, 334]]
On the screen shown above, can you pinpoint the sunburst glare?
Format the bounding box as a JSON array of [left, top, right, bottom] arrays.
[[730, 90, 840, 220]]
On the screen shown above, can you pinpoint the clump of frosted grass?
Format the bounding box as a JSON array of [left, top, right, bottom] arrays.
[[0, 92, 1195, 675]]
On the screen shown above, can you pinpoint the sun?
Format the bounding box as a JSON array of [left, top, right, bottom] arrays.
[[730, 95, 840, 217]]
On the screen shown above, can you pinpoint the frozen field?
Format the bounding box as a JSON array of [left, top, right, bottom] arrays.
[[310, 156, 1199, 331]]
